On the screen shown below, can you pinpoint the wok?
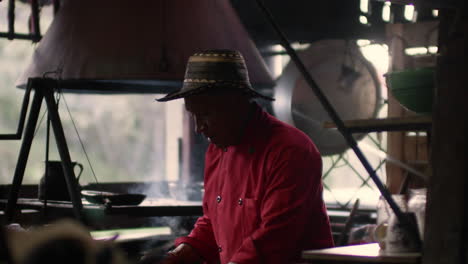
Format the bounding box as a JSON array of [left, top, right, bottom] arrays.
[[81, 190, 146, 206]]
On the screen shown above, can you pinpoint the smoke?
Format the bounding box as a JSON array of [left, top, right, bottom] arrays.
[[128, 180, 199, 237]]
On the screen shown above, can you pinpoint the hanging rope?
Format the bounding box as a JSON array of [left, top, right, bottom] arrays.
[[60, 92, 101, 187]]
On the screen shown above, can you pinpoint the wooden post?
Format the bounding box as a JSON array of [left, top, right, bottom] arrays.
[[423, 7, 468, 264], [386, 23, 408, 193], [385, 22, 437, 193]]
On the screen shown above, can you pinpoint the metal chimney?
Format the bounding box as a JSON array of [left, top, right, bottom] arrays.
[[16, 0, 274, 93]]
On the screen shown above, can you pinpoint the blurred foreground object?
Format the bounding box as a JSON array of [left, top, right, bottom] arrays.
[[5, 219, 129, 264]]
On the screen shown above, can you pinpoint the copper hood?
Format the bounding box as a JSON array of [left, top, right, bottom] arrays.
[[16, 0, 274, 93]]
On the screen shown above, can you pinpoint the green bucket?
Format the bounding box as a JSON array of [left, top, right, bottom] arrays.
[[385, 67, 434, 114]]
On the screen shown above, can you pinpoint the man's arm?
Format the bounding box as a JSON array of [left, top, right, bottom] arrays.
[[141, 208, 219, 264], [160, 243, 203, 264], [140, 243, 202, 264], [173, 214, 220, 263]]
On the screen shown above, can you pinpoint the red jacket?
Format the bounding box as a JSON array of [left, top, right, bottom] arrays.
[[176, 104, 334, 264]]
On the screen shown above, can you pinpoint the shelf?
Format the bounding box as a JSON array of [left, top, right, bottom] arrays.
[[323, 115, 432, 133], [302, 243, 421, 263], [0, 198, 203, 217]]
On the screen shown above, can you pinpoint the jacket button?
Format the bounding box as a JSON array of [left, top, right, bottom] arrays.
[[238, 198, 243, 205], [216, 195, 222, 203], [218, 246, 222, 252]]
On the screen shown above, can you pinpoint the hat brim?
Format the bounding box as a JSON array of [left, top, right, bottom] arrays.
[[155, 83, 274, 102]]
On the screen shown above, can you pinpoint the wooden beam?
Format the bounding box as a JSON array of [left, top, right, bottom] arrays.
[[322, 116, 432, 133], [386, 23, 412, 194]]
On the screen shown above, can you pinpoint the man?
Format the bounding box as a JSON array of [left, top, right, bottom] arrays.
[[152, 49, 333, 264]]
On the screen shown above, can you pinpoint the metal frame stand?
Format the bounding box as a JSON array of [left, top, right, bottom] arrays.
[[4, 78, 84, 223], [254, 0, 421, 247]]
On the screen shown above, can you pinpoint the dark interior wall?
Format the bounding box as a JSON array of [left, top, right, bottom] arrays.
[[231, 0, 384, 44], [230, 0, 439, 46]]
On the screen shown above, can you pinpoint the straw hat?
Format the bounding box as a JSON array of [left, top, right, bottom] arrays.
[[156, 49, 274, 102]]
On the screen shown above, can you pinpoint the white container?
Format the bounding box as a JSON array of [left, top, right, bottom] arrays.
[[386, 212, 420, 253], [407, 188, 427, 240], [376, 194, 407, 225]]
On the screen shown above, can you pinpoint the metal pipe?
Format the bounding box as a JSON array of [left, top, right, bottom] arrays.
[[0, 83, 32, 140], [5, 88, 44, 222], [6, 78, 85, 223], [41, 79, 84, 221], [42, 113, 51, 218], [53, 0, 61, 15], [253, 0, 421, 248], [30, 0, 42, 42], [0, 32, 39, 41], [7, 0, 15, 39]]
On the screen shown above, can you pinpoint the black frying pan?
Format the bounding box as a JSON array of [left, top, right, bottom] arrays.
[[81, 190, 146, 206]]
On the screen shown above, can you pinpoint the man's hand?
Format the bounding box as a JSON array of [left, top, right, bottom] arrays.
[[139, 243, 202, 264], [157, 251, 181, 264]]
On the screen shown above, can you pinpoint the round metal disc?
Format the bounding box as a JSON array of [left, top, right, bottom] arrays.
[[273, 39, 381, 156]]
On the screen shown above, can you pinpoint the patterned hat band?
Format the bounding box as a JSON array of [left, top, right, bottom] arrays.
[[156, 49, 274, 102], [182, 80, 249, 90], [182, 61, 250, 87]]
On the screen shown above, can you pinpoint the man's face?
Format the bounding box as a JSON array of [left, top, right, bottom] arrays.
[[184, 93, 241, 148]]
